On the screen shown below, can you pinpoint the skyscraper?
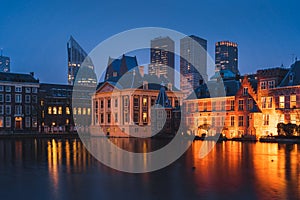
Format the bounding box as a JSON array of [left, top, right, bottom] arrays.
[[0, 54, 10, 72], [148, 37, 175, 85], [67, 36, 95, 85], [215, 41, 238, 74], [180, 35, 207, 96]]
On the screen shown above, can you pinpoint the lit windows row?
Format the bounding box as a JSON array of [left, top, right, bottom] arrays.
[[279, 95, 297, 109], [260, 80, 275, 90], [48, 106, 71, 115], [73, 107, 90, 115], [0, 86, 37, 93], [0, 94, 37, 103]]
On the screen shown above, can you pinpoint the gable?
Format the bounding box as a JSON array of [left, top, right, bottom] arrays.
[[96, 82, 116, 93]]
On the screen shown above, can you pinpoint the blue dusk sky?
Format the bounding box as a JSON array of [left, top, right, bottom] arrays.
[[0, 0, 299, 84]]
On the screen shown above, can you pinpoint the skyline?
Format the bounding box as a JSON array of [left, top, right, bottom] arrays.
[[0, 0, 300, 84]]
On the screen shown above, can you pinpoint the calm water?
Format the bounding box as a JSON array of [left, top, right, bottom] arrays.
[[0, 138, 299, 200]]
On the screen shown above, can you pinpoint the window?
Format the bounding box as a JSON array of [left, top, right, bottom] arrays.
[[25, 87, 31, 93], [221, 101, 225, 111], [25, 95, 30, 103], [48, 107, 52, 114], [268, 80, 275, 89], [0, 86, 3, 92], [66, 107, 70, 115], [261, 97, 267, 108], [263, 114, 269, 125], [87, 108, 90, 115], [247, 98, 253, 110], [32, 88, 37, 93], [0, 105, 3, 115], [15, 86, 22, 92], [124, 113, 129, 123], [143, 98, 147, 106], [5, 117, 11, 127], [133, 111, 139, 124], [5, 86, 11, 92], [5, 105, 11, 115], [32, 117, 37, 127], [100, 113, 104, 123], [77, 107, 81, 115], [230, 100, 235, 111], [143, 112, 147, 123], [212, 101, 216, 111], [115, 99, 118, 107], [238, 116, 244, 127], [32, 106, 37, 115], [82, 108, 86, 115], [134, 97, 139, 107], [15, 105, 22, 115], [279, 96, 285, 108], [32, 95, 37, 103], [290, 95, 296, 108], [5, 94, 11, 102], [0, 116, 3, 127], [53, 107, 57, 115], [230, 116, 235, 127], [58, 107, 62, 115], [0, 94, 3, 102], [238, 100, 244, 110], [203, 102, 207, 111], [25, 105, 31, 115], [243, 87, 248, 95], [15, 94, 22, 103], [114, 113, 118, 123], [100, 100, 104, 109], [291, 114, 296, 124], [25, 117, 31, 128], [107, 99, 111, 108], [267, 97, 273, 108], [107, 113, 111, 123], [260, 81, 266, 90], [73, 107, 77, 115]]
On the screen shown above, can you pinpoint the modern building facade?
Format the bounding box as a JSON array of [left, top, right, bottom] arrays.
[[0, 72, 39, 133], [0, 55, 10, 72], [67, 36, 95, 86], [148, 37, 175, 85], [215, 41, 238, 74], [180, 35, 208, 97]]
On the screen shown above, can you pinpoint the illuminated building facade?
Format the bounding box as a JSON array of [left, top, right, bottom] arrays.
[[0, 55, 10, 72], [184, 63, 298, 138], [180, 35, 208, 98], [215, 41, 238, 74], [90, 67, 182, 137], [148, 37, 175, 85], [0, 72, 39, 133]]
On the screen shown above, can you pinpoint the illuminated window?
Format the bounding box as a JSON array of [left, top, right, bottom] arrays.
[[143, 112, 147, 123], [243, 87, 248, 95], [247, 98, 253, 110], [66, 107, 70, 115], [279, 96, 285, 108], [87, 108, 90, 115], [230, 116, 235, 127], [48, 107, 52, 114], [230, 100, 234, 111], [58, 107, 62, 115], [268, 80, 275, 89], [290, 95, 296, 108], [0, 116, 3, 127], [143, 98, 147, 106], [267, 97, 273, 108], [78, 107, 81, 115], [291, 114, 296, 124], [53, 107, 57, 115], [263, 114, 269, 125], [41, 100, 44, 106], [82, 108, 86, 115], [261, 97, 267, 108], [73, 107, 77, 115], [66, 119, 69, 124]]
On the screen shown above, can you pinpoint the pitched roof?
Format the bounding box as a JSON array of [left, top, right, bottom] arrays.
[[155, 86, 172, 108], [278, 61, 300, 87], [105, 55, 138, 80], [0, 72, 39, 83]]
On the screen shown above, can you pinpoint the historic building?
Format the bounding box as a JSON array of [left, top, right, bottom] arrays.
[[90, 67, 182, 137], [184, 62, 296, 138], [0, 72, 39, 133]]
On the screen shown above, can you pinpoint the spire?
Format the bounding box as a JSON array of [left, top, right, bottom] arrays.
[[155, 86, 171, 108]]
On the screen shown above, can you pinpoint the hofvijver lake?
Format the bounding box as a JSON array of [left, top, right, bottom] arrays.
[[0, 138, 299, 200]]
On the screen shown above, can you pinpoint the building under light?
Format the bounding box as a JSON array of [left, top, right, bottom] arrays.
[[215, 41, 238, 75]]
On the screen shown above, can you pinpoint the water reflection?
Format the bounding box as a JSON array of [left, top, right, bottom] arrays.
[[0, 139, 299, 199]]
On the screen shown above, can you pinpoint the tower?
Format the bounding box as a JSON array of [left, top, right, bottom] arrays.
[[215, 41, 238, 74]]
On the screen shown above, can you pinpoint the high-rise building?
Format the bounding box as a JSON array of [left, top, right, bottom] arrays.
[[148, 37, 175, 84], [215, 41, 238, 74], [180, 35, 207, 96], [0, 55, 10, 72], [67, 36, 95, 86]]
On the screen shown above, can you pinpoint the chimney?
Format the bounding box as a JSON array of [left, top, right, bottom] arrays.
[[138, 66, 144, 77]]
